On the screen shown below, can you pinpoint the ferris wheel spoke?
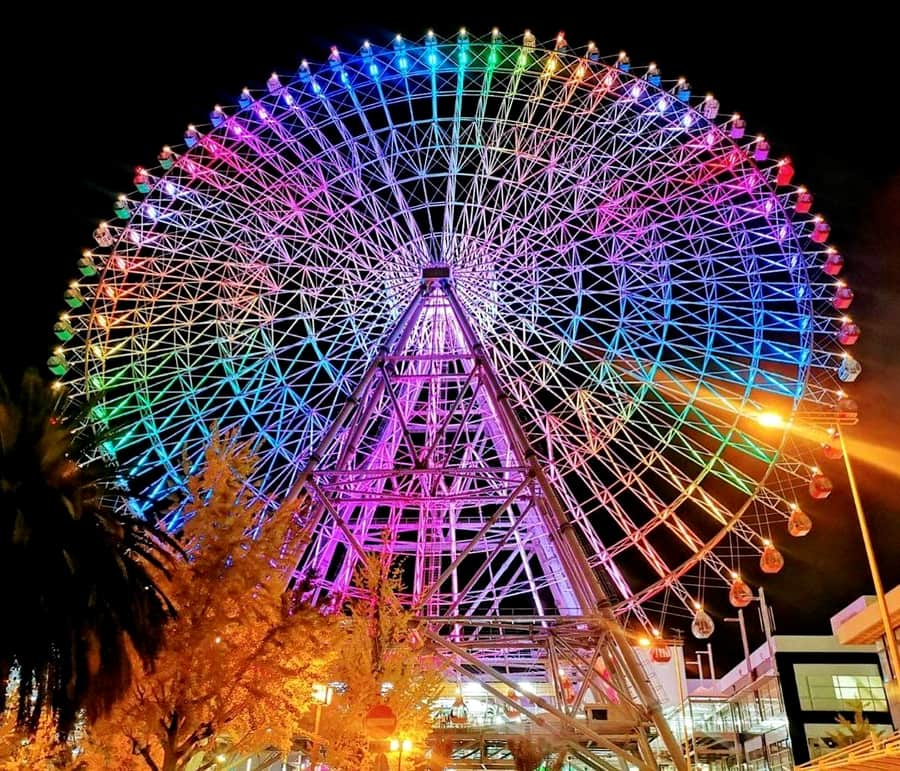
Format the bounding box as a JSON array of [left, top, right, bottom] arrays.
[[571, 420, 758, 569], [587, 376, 772, 509]]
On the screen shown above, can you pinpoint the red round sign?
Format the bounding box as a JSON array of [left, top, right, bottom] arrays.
[[364, 703, 397, 739]]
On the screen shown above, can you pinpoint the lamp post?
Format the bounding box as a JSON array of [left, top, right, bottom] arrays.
[[704, 643, 716, 681], [389, 738, 412, 771], [310, 683, 334, 770], [837, 429, 900, 700], [673, 647, 693, 771], [723, 608, 753, 688], [724, 588, 779, 770], [755, 411, 900, 708]]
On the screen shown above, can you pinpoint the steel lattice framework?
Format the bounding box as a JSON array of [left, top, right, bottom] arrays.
[[56, 30, 853, 652]]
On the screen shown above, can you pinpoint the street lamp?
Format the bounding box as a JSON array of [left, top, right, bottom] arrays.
[[754, 411, 900, 703], [723, 586, 775, 683], [310, 683, 334, 770], [722, 586, 781, 771], [389, 738, 413, 771], [837, 428, 900, 701], [695, 644, 716, 681]]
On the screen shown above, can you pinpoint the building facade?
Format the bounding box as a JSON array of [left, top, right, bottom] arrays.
[[660, 591, 899, 768], [769, 636, 892, 763], [831, 585, 900, 727]]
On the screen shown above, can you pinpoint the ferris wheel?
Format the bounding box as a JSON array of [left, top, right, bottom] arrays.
[[53, 28, 859, 640]]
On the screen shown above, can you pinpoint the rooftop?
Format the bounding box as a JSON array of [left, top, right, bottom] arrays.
[[832, 585, 900, 645]]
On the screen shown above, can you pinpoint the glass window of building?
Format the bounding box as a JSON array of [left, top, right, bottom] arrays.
[[793, 663, 888, 712]]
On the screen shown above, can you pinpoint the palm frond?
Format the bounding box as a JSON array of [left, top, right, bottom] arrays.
[[1, 369, 177, 738]]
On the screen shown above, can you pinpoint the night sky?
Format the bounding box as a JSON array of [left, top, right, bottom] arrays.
[[6, 7, 898, 672]]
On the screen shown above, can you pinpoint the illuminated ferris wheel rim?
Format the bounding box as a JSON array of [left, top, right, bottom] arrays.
[[53, 28, 859, 635]]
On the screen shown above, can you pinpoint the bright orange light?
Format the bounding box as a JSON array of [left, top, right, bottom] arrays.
[[639, 636, 651, 647], [756, 411, 786, 429], [312, 683, 333, 705], [390, 739, 400, 752], [402, 739, 413, 752], [838, 437, 900, 480]]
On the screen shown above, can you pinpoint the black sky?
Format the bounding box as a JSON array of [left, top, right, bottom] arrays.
[[5, 7, 898, 671]]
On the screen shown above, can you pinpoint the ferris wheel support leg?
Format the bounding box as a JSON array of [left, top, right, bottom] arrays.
[[279, 283, 434, 589], [433, 631, 652, 771], [441, 281, 687, 771], [535, 465, 688, 769]]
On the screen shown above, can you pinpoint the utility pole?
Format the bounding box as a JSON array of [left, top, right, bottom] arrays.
[[725, 609, 752, 686], [758, 587, 777, 675]]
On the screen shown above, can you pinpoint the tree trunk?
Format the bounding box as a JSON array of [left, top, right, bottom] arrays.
[[162, 742, 179, 771]]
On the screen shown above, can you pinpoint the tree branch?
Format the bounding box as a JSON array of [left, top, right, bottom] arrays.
[[131, 736, 161, 771], [175, 720, 214, 758]]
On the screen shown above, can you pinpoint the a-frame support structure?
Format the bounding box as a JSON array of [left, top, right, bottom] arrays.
[[286, 267, 686, 771]]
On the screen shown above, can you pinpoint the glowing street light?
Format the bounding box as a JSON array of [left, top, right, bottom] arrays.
[[389, 738, 413, 771], [755, 411, 786, 429], [310, 684, 334, 769], [311, 683, 334, 705]]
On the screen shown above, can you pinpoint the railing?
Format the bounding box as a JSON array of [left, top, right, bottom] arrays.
[[794, 729, 900, 769], [742, 746, 794, 771]]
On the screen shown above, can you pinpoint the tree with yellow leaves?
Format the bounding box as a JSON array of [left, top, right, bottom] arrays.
[[308, 551, 444, 771], [0, 705, 83, 769], [81, 432, 338, 771]]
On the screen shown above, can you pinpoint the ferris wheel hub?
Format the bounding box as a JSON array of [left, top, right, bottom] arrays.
[[422, 264, 451, 280]]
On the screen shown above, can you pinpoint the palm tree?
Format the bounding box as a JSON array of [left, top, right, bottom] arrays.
[[0, 369, 176, 738], [826, 700, 886, 748]]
